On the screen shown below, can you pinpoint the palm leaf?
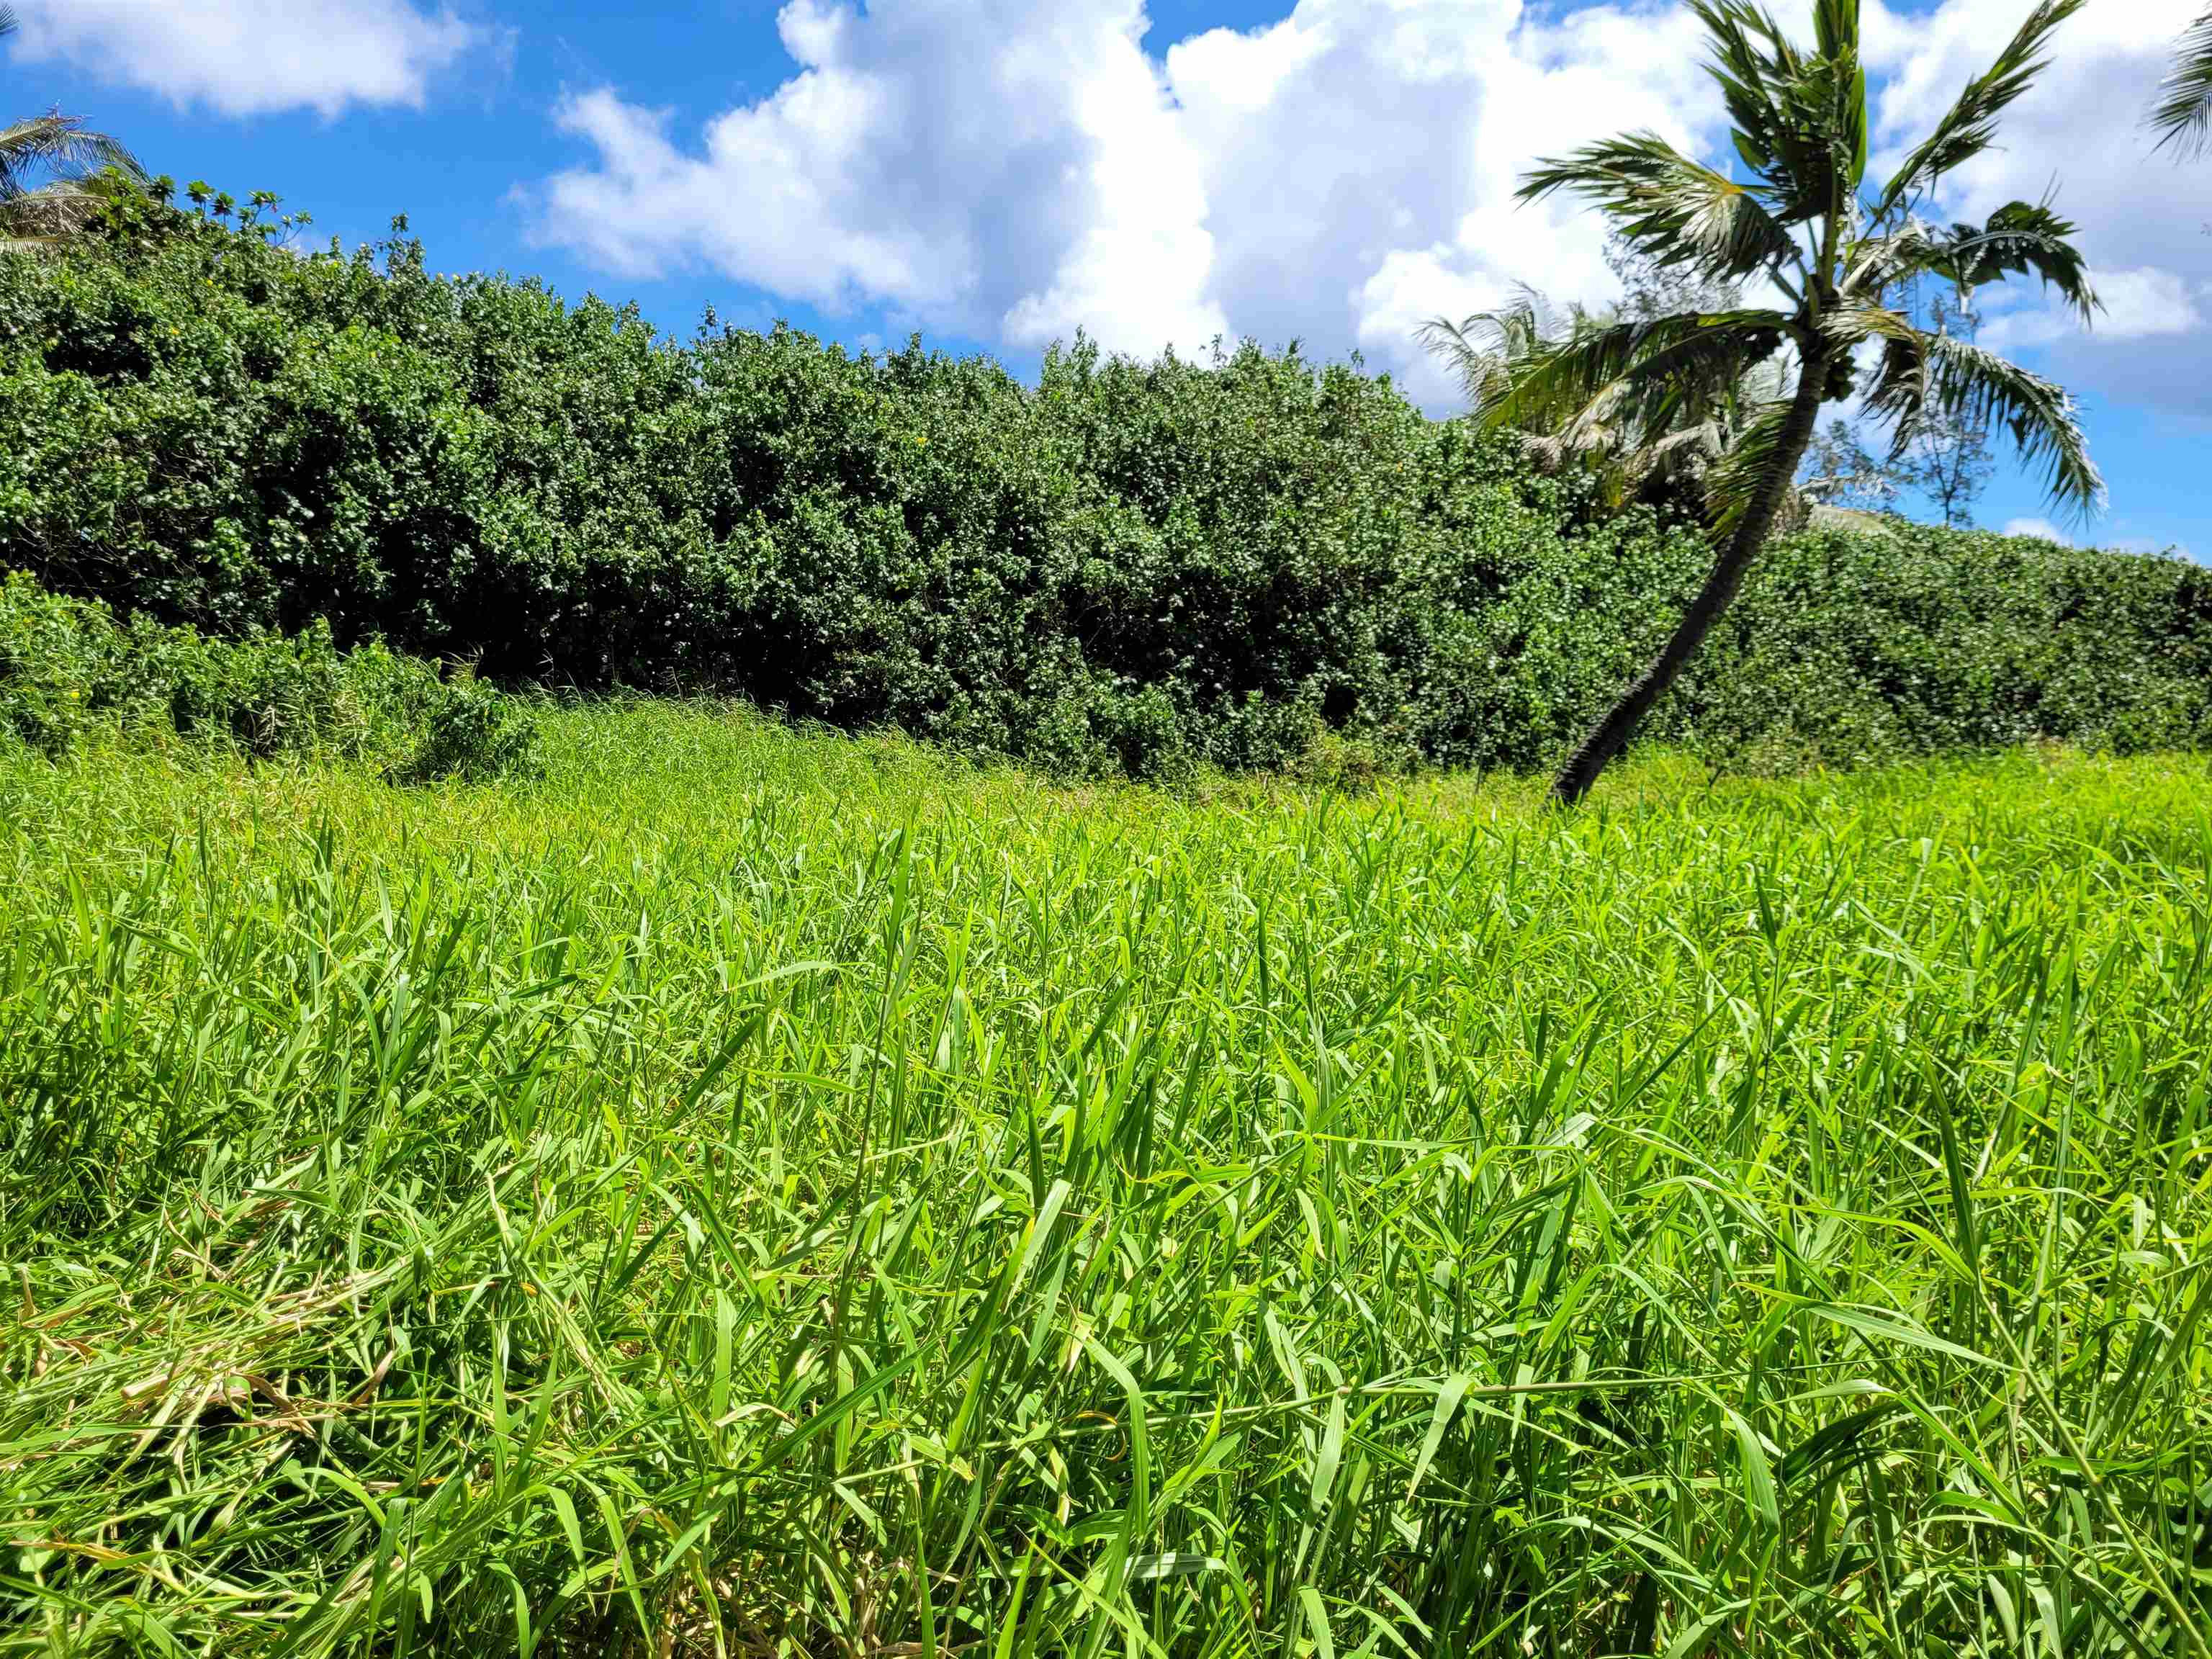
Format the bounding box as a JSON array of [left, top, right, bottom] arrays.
[[1481, 309, 1791, 440], [1418, 289, 1578, 418], [1703, 394, 1802, 537], [1518, 130, 1800, 284], [1840, 217, 1950, 300], [1864, 330, 2103, 513], [1946, 202, 2097, 324], [0, 175, 132, 241], [1561, 311, 1793, 447], [1874, 0, 2087, 220], [2150, 7, 2212, 158], [1815, 300, 1919, 355], [1691, 0, 1866, 224], [1689, 1, 1804, 193], [0, 114, 143, 192]]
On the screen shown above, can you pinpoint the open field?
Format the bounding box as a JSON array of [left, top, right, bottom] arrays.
[[4, 707, 2210, 1657]]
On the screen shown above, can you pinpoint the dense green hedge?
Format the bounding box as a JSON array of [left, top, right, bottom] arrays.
[[1, 192, 2206, 778], [0, 572, 535, 781]]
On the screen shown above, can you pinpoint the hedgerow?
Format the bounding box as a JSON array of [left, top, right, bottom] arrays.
[[0, 189, 2204, 780]]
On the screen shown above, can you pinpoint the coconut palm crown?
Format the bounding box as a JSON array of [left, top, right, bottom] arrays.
[[0, 5, 145, 248], [1493, 0, 2102, 804]]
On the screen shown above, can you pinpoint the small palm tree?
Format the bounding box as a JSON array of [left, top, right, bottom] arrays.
[[1492, 0, 2101, 804], [2152, 8, 2212, 156], [1423, 286, 1786, 515], [0, 4, 145, 248]]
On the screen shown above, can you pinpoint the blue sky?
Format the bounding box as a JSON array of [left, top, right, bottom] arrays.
[[5, 0, 2206, 556]]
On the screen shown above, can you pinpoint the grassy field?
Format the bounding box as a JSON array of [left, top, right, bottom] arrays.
[[3, 706, 2209, 1658]]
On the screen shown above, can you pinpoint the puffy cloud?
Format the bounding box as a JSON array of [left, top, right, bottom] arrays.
[[1984, 266, 2206, 353], [533, 0, 1725, 375], [2002, 517, 2072, 544], [3, 0, 484, 118], [1164, 0, 1722, 397], [541, 0, 1224, 356]]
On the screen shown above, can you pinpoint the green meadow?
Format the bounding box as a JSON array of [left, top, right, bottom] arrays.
[[3, 708, 2210, 1656]]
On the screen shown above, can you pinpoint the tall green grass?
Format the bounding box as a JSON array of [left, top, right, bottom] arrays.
[[3, 706, 2208, 1656]]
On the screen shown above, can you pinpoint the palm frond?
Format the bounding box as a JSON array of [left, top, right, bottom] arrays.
[[1874, 0, 2087, 220], [1771, 48, 1870, 210], [0, 113, 144, 206], [1557, 310, 1794, 450], [1812, 0, 1862, 60], [1864, 329, 2103, 513], [0, 175, 132, 240], [1843, 202, 2095, 328], [2150, 7, 2212, 158], [1840, 217, 1948, 299], [0, 6, 17, 44], [1687, 1, 1798, 190], [1946, 201, 2096, 324], [1481, 308, 1791, 441], [1703, 395, 1802, 537], [1, 114, 143, 184], [1816, 300, 1919, 354], [1417, 289, 1578, 418], [1517, 130, 1799, 284], [1691, 0, 1865, 224]]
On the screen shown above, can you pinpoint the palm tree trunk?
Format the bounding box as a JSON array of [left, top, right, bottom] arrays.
[[1549, 357, 1830, 805]]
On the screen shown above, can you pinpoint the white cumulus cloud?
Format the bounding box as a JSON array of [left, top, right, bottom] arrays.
[[541, 0, 1225, 356], [4, 0, 485, 119], [2003, 518, 2071, 544], [532, 0, 1725, 379]]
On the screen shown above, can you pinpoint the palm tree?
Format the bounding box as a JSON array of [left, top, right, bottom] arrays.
[[0, 4, 145, 248], [2152, 9, 2212, 156], [1422, 286, 1788, 516], [1489, 0, 2101, 804]]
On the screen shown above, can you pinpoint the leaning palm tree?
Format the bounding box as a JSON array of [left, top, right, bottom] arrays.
[[1491, 0, 2101, 804], [0, 5, 145, 248], [2151, 8, 2212, 156]]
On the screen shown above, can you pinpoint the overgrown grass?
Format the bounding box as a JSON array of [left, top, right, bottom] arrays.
[[3, 705, 2208, 1657]]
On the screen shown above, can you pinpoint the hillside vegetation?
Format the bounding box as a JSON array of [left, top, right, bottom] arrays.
[[2, 194, 2208, 781], [2, 709, 2208, 1655]]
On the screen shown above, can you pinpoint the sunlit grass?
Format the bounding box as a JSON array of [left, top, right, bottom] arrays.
[[3, 705, 2208, 1656]]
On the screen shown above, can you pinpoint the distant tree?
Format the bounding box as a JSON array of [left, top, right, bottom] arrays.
[[1488, 0, 2103, 803], [1604, 229, 1743, 323], [1802, 268, 2005, 529], [2151, 8, 2212, 156], [1898, 288, 1995, 526], [0, 5, 145, 248], [1800, 418, 1902, 513]]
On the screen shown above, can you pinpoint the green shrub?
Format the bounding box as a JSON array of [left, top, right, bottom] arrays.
[[393, 673, 539, 783], [0, 570, 536, 780], [1, 192, 2205, 780]]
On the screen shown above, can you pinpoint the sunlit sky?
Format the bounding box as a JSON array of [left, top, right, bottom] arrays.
[[6, 0, 2206, 554]]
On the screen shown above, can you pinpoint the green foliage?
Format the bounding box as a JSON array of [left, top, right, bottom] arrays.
[[0, 197, 2204, 783], [1665, 523, 2212, 770], [0, 570, 535, 780], [2, 714, 2208, 1655]]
